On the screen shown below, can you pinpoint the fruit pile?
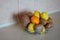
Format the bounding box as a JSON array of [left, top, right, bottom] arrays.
[[19, 10, 53, 34]]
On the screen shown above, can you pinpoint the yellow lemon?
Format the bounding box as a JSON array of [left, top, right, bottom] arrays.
[[34, 10, 40, 18], [41, 12, 49, 20], [28, 23, 35, 33]]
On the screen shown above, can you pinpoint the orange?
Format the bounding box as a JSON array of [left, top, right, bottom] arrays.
[[31, 16, 39, 24]]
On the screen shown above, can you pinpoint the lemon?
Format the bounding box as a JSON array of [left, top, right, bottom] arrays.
[[28, 23, 35, 33], [41, 12, 49, 20], [34, 10, 40, 18]]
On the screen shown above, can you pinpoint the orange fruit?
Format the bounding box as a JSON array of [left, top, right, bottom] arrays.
[[31, 16, 39, 24]]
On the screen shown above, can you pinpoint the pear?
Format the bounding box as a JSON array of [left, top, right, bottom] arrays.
[[40, 27, 46, 34]]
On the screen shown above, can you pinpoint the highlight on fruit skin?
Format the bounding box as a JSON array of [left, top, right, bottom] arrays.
[[27, 23, 35, 33], [41, 12, 49, 21], [31, 16, 40, 24], [34, 10, 40, 18]]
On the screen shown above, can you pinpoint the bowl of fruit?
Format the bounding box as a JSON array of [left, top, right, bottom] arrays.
[[18, 10, 53, 35]]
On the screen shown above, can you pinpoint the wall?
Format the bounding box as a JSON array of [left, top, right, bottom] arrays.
[[0, 0, 60, 28], [19, 0, 60, 12]]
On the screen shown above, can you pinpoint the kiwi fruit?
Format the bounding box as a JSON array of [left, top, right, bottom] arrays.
[[35, 24, 43, 33], [19, 14, 30, 29], [19, 11, 33, 18], [44, 17, 53, 30], [41, 19, 47, 25]]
